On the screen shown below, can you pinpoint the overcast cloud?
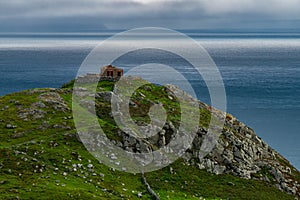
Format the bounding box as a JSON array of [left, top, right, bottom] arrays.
[[0, 0, 300, 32]]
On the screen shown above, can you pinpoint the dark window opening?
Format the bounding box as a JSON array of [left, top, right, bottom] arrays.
[[107, 71, 114, 77]]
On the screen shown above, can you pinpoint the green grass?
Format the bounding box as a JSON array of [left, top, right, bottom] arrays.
[[146, 159, 297, 200], [0, 80, 299, 199]]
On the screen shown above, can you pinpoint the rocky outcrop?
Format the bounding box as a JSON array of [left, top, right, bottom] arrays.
[[95, 88, 300, 197], [112, 117, 299, 196], [39, 92, 69, 112], [189, 116, 300, 196]]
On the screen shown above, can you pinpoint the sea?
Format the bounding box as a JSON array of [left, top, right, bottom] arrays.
[[0, 31, 299, 170]]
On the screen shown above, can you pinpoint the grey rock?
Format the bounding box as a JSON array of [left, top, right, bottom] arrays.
[[5, 124, 17, 129], [39, 92, 69, 111], [213, 165, 226, 175], [96, 91, 113, 102], [87, 164, 93, 169], [0, 180, 6, 185]]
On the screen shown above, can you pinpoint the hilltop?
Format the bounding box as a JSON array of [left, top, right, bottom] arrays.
[[0, 79, 299, 199]]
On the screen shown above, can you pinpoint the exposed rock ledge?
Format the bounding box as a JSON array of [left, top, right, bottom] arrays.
[[93, 85, 300, 197]]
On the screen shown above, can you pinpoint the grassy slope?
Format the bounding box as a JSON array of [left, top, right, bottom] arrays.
[[0, 80, 298, 200]]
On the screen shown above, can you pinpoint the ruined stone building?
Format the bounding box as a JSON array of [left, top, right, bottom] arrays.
[[100, 65, 123, 79]]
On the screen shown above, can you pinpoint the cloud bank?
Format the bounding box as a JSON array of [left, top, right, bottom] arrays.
[[0, 0, 299, 31]]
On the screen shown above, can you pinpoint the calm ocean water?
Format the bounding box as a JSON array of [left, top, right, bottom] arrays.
[[0, 32, 299, 169]]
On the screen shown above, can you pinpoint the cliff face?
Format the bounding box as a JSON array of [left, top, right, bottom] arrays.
[[0, 80, 299, 199], [192, 115, 300, 196]]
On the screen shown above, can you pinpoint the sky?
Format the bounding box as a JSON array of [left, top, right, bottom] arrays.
[[1, 0, 300, 32]]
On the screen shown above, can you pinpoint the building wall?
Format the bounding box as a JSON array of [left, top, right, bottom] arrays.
[[100, 65, 123, 78]]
